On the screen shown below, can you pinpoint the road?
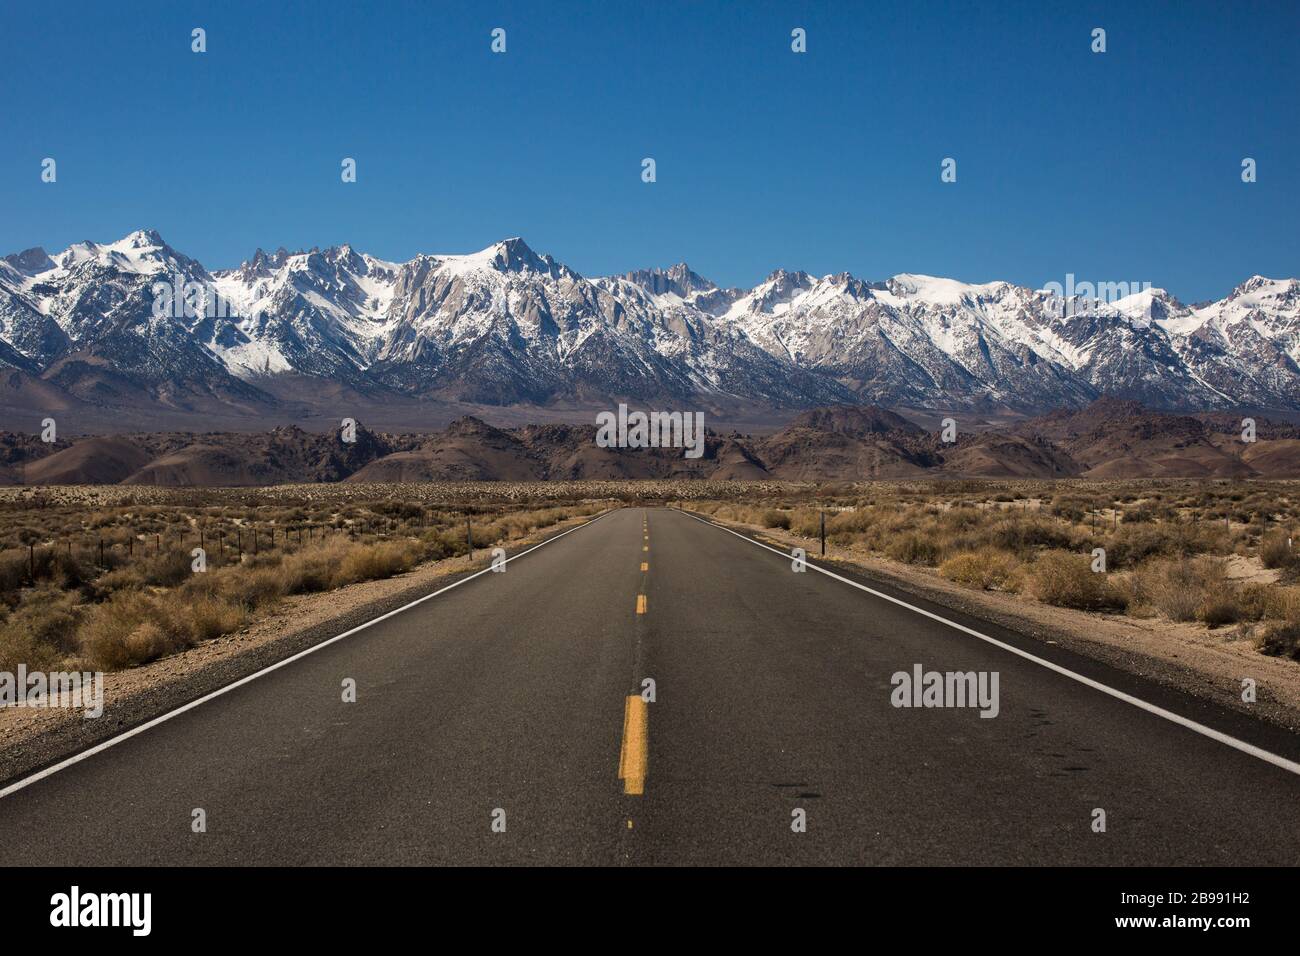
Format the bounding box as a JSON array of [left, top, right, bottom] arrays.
[[2, 506, 1299, 865]]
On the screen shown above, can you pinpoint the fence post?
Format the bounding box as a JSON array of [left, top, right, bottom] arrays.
[[467, 516, 473, 559], [820, 510, 826, 557]]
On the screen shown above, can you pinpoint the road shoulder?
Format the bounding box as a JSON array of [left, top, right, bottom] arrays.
[[682, 508, 1300, 734], [0, 510, 608, 791]]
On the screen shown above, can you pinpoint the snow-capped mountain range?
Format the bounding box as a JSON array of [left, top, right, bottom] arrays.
[[1, 229, 1297, 418]]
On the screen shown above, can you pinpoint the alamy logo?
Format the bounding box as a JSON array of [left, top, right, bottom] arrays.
[[595, 404, 704, 459], [1040, 273, 1154, 320], [50, 886, 151, 936], [890, 664, 999, 718], [0, 667, 103, 718]]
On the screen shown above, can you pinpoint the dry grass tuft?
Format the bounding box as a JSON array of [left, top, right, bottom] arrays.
[[1024, 551, 1127, 612], [938, 549, 1022, 592]]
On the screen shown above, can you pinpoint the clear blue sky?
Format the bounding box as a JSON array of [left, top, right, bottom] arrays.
[[2, 0, 1296, 302]]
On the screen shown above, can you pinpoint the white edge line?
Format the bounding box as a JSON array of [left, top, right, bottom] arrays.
[[679, 509, 1300, 779], [0, 509, 612, 800]]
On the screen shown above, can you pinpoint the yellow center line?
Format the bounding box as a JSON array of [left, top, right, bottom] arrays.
[[618, 694, 648, 796], [640, 562, 648, 571], [642, 545, 648, 552], [636, 594, 647, 614]]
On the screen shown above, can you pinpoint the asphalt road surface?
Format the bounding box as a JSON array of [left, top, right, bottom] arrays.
[[3, 507, 1299, 865]]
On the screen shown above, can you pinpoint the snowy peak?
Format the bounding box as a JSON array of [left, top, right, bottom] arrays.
[[884, 273, 1014, 307], [52, 229, 202, 279], [124, 228, 166, 248], [764, 268, 813, 286], [1228, 275, 1296, 301], [3, 247, 55, 277], [615, 262, 746, 317], [409, 237, 572, 283], [3, 229, 1300, 414], [1220, 277, 1300, 326], [1184, 276, 1300, 330], [491, 236, 549, 273], [237, 247, 297, 280], [320, 243, 367, 274], [204, 239, 403, 382], [1096, 287, 1177, 329], [622, 262, 717, 298], [824, 272, 885, 298], [483, 237, 566, 277], [736, 269, 816, 315]]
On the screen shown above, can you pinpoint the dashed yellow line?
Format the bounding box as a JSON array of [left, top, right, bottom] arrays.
[[618, 694, 648, 796], [620, 517, 651, 798]]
